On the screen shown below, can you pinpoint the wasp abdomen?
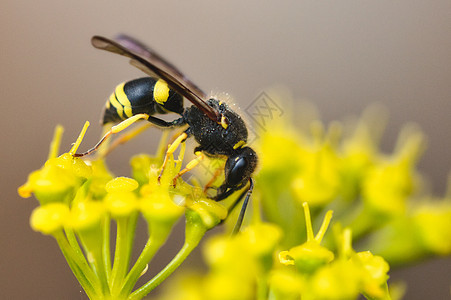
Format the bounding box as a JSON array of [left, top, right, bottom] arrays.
[[102, 77, 184, 124]]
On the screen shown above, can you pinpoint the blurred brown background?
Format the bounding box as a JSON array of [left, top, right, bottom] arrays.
[[2, 1, 450, 299]]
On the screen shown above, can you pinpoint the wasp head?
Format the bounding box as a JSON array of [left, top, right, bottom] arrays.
[[215, 146, 258, 200]]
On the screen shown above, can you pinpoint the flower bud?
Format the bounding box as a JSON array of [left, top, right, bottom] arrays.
[[30, 203, 70, 235], [19, 154, 91, 206], [279, 242, 334, 274], [185, 197, 227, 230], [351, 251, 390, 298], [104, 177, 139, 218]]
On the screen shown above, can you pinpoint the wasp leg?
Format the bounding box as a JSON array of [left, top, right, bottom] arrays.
[[172, 152, 205, 186], [167, 126, 190, 145], [147, 115, 185, 128], [213, 185, 237, 201], [100, 122, 153, 157], [74, 113, 150, 157], [158, 132, 189, 182], [203, 165, 225, 193]]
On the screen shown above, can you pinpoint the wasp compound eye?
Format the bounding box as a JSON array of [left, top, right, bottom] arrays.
[[225, 147, 258, 188], [226, 157, 248, 186]]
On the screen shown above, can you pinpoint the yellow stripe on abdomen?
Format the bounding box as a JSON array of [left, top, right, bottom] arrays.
[[114, 82, 133, 118], [105, 97, 111, 109], [109, 84, 125, 119], [153, 79, 170, 105]]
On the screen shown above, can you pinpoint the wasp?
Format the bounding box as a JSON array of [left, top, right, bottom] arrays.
[[74, 35, 258, 234]]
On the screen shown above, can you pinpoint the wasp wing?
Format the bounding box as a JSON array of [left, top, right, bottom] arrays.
[[91, 35, 220, 122], [114, 35, 193, 86]]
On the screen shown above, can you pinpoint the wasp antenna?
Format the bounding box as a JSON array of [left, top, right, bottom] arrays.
[[231, 178, 254, 235]]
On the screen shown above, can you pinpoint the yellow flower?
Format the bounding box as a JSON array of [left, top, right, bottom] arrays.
[[351, 251, 390, 299], [68, 201, 105, 232], [269, 269, 304, 300], [309, 259, 361, 300], [18, 155, 92, 206], [157, 272, 204, 300], [202, 272, 254, 300], [185, 196, 228, 230], [362, 126, 423, 217], [87, 159, 114, 199], [130, 154, 162, 186], [291, 144, 340, 206], [30, 203, 70, 235], [279, 203, 334, 273], [363, 198, 451, 265], [104, 177, 139, 218], [140, 184, 185, 225], [413, 201, 451, 255], [18, 123, 92, 205], [241, 223, 282, 258], [362, 160, 412, 216]]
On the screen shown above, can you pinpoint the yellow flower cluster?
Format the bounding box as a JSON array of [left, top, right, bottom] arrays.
[[256, 106, 451, 265], [18, 122, 228, 299], [158, 203, 391, 300], [19, 103, 451, 299], [275, 204, 390, 300], [156, 104, 450, 300]]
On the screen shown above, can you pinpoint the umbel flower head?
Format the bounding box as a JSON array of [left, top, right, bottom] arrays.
[[19, 122, 228, 300], [156, 103, 450, 300], [19, 103, 451, 299], [275, 204, 390, 300], [158, 202, 391, 300]]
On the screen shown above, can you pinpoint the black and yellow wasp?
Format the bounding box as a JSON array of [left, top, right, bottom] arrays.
[[75, 35, 258, 234]]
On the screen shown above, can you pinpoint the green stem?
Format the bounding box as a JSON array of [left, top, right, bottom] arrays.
[[54, 231, 101, 298], [256, 275, 269, 300], [110, 213, 138, 296], [65, 227, 88, 264], [127, 212, 207, 300], [127, 242, 196, 300], [124, 212, 139, 276], [118, 223, 173, 298], [91, 247, 111, 297], [103, 215, 112, 284], [77, 226, 111, 297]]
